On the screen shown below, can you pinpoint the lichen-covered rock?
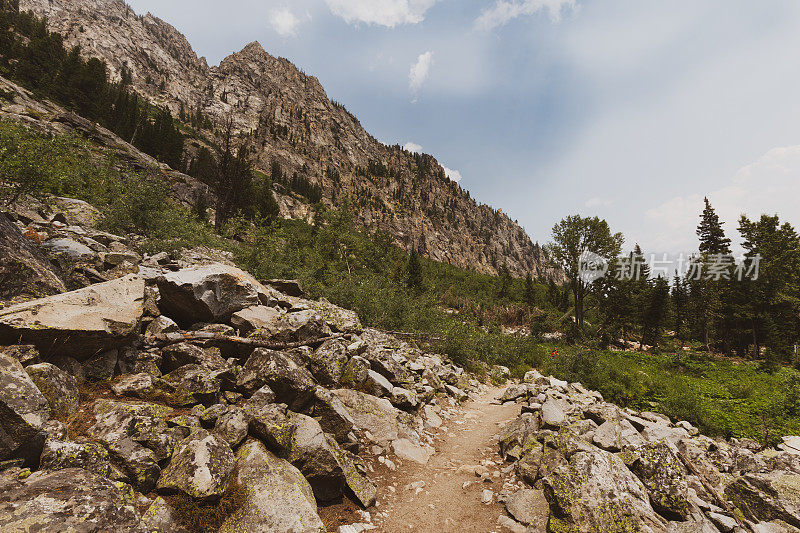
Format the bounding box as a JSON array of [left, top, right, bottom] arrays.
[[161, 342, 228, 372], [340, 355, 370, 389], [543, 447, 666, 532], [213, 406, 250, 448], [156, 429, 235, 501], [333, 388, 418, 447], [0, 468, 145, 532], [158, 364, 221, 406], [156, 263, 273, 325], [0, 274, 144, 358], [219, 439, 325, 533], [245, 403, 347, 502], [364, 348, 414, 387], [300, 298, 364, 334], [498, 412, 541, 460], [25, 363, 79, 416], [309, 337, 350, 385], [87, 400, 173, 492], [39, 438, 114, 478], [237, 348, 318, 410], [268, 309, 332, 343], [111, 372, 156, 398], [725, 471, 800, 528], [141, 496, 190, 533], [624, 440, 691, 519], [310, 387, 355, 444], [0, 352, 50, 462]]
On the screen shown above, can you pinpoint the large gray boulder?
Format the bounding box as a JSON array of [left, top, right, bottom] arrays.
[[725, 470, 800, 528], [161, 342, 228, 372], [332, 388, 418, 447], [310, 387, 355, 444], [156, 429, 236, 501], [0, 274, 144, 358], [543, 447, 666, 532], [156, 264, 272, 325], [25, 363, 79, 416], [237, 348, 318, 410], [309, 338, 350, 385], [0, 212, 65, 302], [246, 403, 346, 502], [87, 400, 174, 492], [39, 438, 114, 478], [158, 364, 222, 406], [302, 298, 363, 334], [219, 440, 325, 533], [269, 309, 332, 343], [230, 305, 282, 335], [0, 468, 145, 532], [0, 352, 50, 462], [213, 406, 250, 448], [624, 440, 691, 519]]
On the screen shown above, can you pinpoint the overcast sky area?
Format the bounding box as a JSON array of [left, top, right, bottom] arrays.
[[126, 0, 800, 255]]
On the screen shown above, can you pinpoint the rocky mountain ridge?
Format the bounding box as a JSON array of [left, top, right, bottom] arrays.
[[19, 0, 557, 279]]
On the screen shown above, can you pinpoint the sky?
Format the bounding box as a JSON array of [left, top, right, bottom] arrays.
[[126, 0, 800, 255]]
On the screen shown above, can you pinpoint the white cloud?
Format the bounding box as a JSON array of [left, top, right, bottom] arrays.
[[409, 51, 434, 98], [444, 167, 463, 183], [325, 0, 437, 27], [404, 141, 423, 153], [645, 145, 800, 253], [476, 0, 577, 30], [269, 7, 300, 37], [585, 197, 613, 208]]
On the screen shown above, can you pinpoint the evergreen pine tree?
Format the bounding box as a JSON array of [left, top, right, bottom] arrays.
[[406, 248, 423, 289], [524, 273, 536, 308], [698, 197, 732, 255], [641, 276, 670, 350]]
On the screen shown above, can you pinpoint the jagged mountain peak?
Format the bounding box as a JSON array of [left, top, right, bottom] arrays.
[[19, 0, 558, 279]]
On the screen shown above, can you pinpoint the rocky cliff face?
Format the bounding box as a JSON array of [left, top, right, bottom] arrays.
[[20, 0, 556, 279]]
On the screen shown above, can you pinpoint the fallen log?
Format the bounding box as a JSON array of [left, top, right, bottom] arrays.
[[146, 331, 340, 350], [677, 450, 745, 527]]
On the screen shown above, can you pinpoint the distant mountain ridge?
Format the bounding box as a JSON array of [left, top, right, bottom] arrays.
[[20, 0, 557, 279]]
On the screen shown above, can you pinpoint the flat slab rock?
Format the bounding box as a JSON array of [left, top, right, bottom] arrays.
[[0, 274, 145, 358]]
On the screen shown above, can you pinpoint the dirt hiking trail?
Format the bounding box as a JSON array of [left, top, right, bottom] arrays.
[[323, 385, 544, 533]]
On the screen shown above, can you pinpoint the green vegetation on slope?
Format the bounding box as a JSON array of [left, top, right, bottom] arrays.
[[2, 120, 799, 446]]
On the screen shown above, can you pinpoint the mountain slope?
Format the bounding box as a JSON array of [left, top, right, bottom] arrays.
[[21, 0, 556, 279]]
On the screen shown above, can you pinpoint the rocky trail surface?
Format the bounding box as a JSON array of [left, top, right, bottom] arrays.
[[325, 386, 540, 533]]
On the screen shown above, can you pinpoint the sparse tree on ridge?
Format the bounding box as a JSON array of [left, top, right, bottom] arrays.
[[546, 215, 623, 330]]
